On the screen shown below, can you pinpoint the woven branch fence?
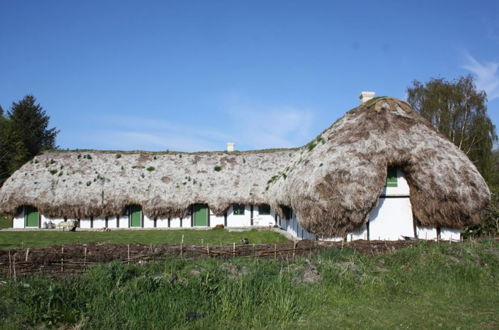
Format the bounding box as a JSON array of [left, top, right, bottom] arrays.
[[0, 239, 450, 278]]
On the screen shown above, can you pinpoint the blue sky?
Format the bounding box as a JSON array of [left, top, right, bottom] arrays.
[[1, 0, 498, 151]]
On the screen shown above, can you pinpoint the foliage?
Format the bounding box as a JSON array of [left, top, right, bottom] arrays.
[[407, 75, 497, 181], [463, 184, 499, 238], [0, 229, 288, 250], [0, 241, 497, 328], [0, 95, 58, 186], [0, 216, 10, 229]]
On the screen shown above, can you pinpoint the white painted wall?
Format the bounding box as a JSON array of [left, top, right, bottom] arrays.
[[93, 218, 106, 229], [118, 215, 129, 228], [252, 206, 276, 227], [416, 226, 438, 240], [226, 205, 252, 227], [169, 217, 183, 228], [369, 197, 415, 240], [143, 215, 155, 228], [13, 210, 24, 229], [279, 211, 317, 240], [210, 212, 225, 227], [41, 216, 65, 229], [440, 228, 461, 241], [382, 168, 411, 196], [368, 168, 415, 241], [79, 218, 91, 229], [107, 216, 119, 229], [156, 218, 169, 228]]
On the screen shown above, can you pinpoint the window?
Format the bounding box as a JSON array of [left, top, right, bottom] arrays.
[[233, 205, 245, 215], [258, 204, 271, 215], [386, 167, 398, 187]]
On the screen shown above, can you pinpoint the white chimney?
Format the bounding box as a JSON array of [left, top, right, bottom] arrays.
[[226, 142, 235, 152], [359, 91, 375, 104]]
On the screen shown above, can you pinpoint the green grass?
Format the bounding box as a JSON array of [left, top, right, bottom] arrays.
[[0, 240, 497, 329], [0, 228, 288, 250], [0, 217, 11, 229]]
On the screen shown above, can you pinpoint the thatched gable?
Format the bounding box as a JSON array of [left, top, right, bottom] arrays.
[[0, 98, 490, 236]]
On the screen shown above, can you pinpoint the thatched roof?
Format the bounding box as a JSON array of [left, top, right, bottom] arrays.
[[0, 98, 490, 236]]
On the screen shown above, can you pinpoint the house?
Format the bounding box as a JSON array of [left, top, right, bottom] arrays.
[[0, 94, 490, 241]]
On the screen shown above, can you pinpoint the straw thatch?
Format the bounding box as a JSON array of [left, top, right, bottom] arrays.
[[0, 98, 490, 237]]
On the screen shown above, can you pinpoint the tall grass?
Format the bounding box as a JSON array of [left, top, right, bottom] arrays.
[[0, 240, 497, 329]]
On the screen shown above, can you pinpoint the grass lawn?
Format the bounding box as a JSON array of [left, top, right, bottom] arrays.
[[0, 228, 288, 249], [0, 240, 497, 329], [0, 217, 11, 229]]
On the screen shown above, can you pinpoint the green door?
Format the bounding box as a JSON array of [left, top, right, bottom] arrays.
[[130, 206, 142, 227], [193, 204, 208, 226], [25, 206, 39, 227]]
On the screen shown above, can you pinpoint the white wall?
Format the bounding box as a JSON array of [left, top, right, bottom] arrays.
[[13, 210, 24, 229], [156, 218, 169, 228], [416, 226, 438, 240], [368, 168, 415, 241], [226, 205, 252, 227], [107, 216, 118, 229], [118, 215, 128, 228], [79, 218, 91, 229], [41, 216, 65, 229], [252, 206, 276, 227], [279, 211, 317, 240], [440, 228, 461, 241], [382, 168, 411, 196], [143, 215, 155, 228], [369, 197, 415, 240], [210, 211, 225, 227]]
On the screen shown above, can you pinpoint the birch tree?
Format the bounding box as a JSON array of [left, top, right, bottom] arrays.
[[407, 75, 497, 182]]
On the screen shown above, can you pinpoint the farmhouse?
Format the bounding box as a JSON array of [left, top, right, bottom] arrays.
[[0, 94, 491, 241]]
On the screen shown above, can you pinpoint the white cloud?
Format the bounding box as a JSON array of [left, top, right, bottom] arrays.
[[222, 102, 315, 150], [84, 99, 315, 152], [462, 53, 499, 101]]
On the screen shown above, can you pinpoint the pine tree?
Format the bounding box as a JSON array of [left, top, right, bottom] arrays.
[[0, 95, 58, 185]]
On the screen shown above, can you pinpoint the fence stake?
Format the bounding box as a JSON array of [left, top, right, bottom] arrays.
[[293, 241, 297, 259], [61, 247, 64, 272], [233, 243, 236, 257], [25, 248, 30, 262], [84, 247, 87, 267], [207, 244, 210, 257], [127, 244, 130, 265], [274, 244, 277, 259], [13, 254, 16, 281], [8, 250, 12, 278], [180, 235, 184, 258], [253, 244, 256, 257]]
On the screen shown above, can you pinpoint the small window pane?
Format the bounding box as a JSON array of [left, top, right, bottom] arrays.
[[259, 205, 271, 215], [233, 205, 245, 215], [386, 167, 398, 187]]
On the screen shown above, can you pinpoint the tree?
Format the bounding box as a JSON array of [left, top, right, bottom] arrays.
[[0, 95, 58, 186], [407, 75, 498, 182]]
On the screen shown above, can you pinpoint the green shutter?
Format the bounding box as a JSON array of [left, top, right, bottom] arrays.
[[130, 205, 142, 227], [193, 204, 208, 226], [386, 167, 398, 187], [25, 206, 39, 227]]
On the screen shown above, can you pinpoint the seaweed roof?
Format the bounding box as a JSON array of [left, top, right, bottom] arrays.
[[0, 98, 490, 236]]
